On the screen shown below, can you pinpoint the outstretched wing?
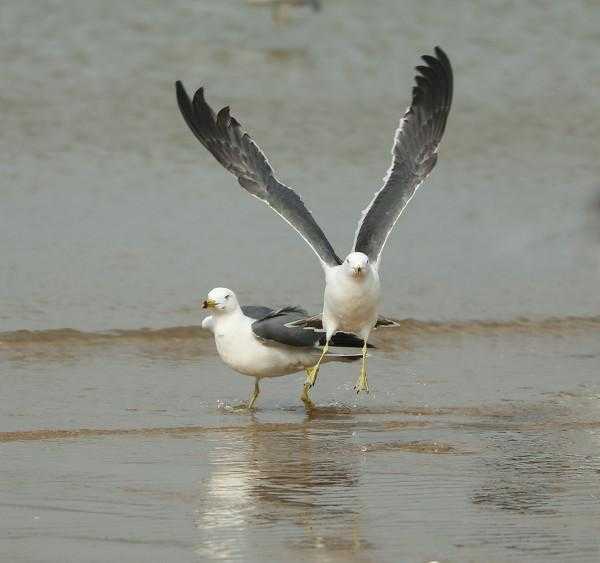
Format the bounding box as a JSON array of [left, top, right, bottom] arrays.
[[353, 47, 453, 265], [176, 82, 342, 268]]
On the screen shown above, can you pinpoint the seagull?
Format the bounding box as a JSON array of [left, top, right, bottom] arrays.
[[201, 287, 369, 409], [176, 46, 453, 395]]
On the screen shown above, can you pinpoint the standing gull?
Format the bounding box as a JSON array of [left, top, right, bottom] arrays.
[[202, 287, 369, 409], [176, 46, 453, 394]]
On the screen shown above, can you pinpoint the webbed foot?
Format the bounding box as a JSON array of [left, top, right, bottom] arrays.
[[300, 383, 315, 410]]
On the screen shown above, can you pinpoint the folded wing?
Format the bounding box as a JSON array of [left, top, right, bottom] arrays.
[[252, 307, 370, 348]]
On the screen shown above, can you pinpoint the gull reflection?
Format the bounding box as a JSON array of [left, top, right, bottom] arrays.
[[194, 419, 372, 560]]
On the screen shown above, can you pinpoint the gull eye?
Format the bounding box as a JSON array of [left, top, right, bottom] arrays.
[[225, 294, 231, 300]]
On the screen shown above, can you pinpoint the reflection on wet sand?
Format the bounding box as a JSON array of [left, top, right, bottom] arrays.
[[194, 421, 373, 560]]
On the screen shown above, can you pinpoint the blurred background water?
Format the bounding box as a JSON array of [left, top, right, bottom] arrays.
[[1, 1, 600, 562], [1, 0, 599, 332]]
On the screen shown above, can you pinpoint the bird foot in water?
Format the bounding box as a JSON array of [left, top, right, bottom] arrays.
[[225, 402, 255, 412], [353, 371, 370, 394], [300, 383, 316, 410]]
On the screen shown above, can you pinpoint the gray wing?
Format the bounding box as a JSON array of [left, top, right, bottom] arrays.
[[252, 307, 372, 348], [353, 47, 453, 265], [176, 82, 342, 268], [241, 305, 274, 320], [251, 306, 320, 348], [286, 313, 399, 330]]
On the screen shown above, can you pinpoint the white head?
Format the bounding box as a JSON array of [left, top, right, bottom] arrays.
[[343, 252, 370, 278], [202, 287, 241, 315]]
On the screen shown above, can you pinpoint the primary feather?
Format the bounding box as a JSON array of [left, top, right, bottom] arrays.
[[353, 46, 453, 265], [175, 82, 342, 268]]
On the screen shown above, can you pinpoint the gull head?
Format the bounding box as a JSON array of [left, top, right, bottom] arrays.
[[343, 252, 370, 278], [202, 287, 240, 314]]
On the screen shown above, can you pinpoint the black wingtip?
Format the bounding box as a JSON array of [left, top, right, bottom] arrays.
[[411, 46, 453, 110], [217, 106, 231, 126], [420, 54, 438, 69], [175, 80, 185, 101], [420, 46, 452, 78], [192, 86, 206, 106], [175, 80, 193, 101], [175, 80, 193, 123], [434, 46, 450, 64]]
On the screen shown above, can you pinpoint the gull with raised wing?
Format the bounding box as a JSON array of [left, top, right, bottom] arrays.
[[177, 46, 453, 394]]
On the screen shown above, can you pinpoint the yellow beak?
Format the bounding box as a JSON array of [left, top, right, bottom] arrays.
[[202, 299, 217, 309]]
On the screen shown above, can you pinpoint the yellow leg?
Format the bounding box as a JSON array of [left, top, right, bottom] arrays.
[[353, 341, 369, 394], [247, 378, 260, 409], [305, 342, 329, 388], [300, 376, 315, 410]]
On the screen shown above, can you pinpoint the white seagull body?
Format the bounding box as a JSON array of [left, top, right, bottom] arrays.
[[323, 261, 380, 339], [206, 305, 318, 378], [177, 46, 453, 394], [201, 288, 366, 408]]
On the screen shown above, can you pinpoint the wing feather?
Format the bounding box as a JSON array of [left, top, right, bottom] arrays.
[[251, 307, 372, 348], [241, 305, 273, 320], [251, 306, 319, 348], [176, 82, 342, 268], [353, 46, 453, 265]]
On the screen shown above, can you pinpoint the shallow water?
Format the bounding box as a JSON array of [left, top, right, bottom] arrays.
[[2, 0, 600, 561], [3, 322, 600, 562]]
